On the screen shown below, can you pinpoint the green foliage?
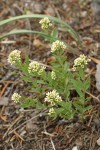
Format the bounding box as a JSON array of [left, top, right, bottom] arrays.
[[5, 15, 91, 120], [0, 14, 81, 44]]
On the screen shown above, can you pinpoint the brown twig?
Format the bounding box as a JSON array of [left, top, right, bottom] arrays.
[[3, 114, 24, 139], [13, 130, 24, 141], [87, 115, 93, 127], [9, 112, 45, 135], [86, 91, 100, 103], [0, 82, 9, 97], [50, 137, 56, 150]]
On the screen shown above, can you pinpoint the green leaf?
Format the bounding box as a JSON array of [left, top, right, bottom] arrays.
[[83, 105, 92, 112], [20, 98, 36, 108], [58, 101, 72, 110], [0, 14, 82, 44], [0, 30, 56, 40], [21, 76, 33, 82], [0, 29, 76, 54], [37, 80, 46, 84], [84, 78, 91, 90], [71, 79, 83, 97], [55, 108, 65, 114], [51, 28, 58, 39], [79, 68, 85, 80], [73, 102, 83, 112]]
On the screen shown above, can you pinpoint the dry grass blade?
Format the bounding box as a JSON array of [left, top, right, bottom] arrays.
[[3, 114, 24, 139], [9, 112, 46, 135], [50, 137, 56, 150], [86, 91, 100, 103]]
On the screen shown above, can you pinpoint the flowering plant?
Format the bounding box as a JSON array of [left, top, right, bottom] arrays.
[[8, 17, 91, 120]]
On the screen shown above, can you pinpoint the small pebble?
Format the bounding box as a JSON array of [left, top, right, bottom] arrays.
[[72, 146, 78, 150], [97, 137, 100, 146], [95, 64, 100, 91]]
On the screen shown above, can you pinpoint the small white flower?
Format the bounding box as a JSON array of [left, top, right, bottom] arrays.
[[11, 93, 21, 103], [38, 66, 46, 75], [39, 17, 52, 30], [28, 61, 40, 74], [51, 40, 66, 53], [73, 54, 91, 71], [51, 71, 56, 80], [72, 146, 78, 150], [45, 90, 62, 106], [48, 108, 55, 115], [8, 50, 21, 65]]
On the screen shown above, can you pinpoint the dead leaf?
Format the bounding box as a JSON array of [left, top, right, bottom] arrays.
[[89, 56, 100, 64], [33, 39, 44, 47], [0, 97, 9, 106], [0, 115, 7, 122], [47, 56, 56, 64]]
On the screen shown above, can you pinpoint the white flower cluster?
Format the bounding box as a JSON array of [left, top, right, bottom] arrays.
[[51, 71, 56, 80], [28, 61, 46, 74], [45, 90, 62, 106], [28, 61, 40, 73], [51, 40, 66, 53], [48, 108, 55, 116], [39, 17, 52, 30], [73, 54, 91, 71], [38, 66, 46, 75], [11, 93, 21, 103], [8, 50, 21, 65]]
